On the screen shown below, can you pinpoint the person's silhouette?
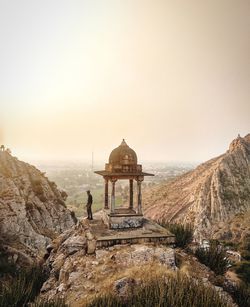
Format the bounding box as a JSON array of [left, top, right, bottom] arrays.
[[86, 190, 93, 220]]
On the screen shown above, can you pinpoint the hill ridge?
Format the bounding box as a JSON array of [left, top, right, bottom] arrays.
[[0, 150, 76, 264], [144, 134, 250, 241]]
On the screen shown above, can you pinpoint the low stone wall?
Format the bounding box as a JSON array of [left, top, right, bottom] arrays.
[[109, 215, 144, 229], [96, 235, 175, 248], [101, 209, 144, 229]]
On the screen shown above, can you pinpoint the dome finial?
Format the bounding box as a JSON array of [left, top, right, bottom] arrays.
[[121, 139, 127, 146]]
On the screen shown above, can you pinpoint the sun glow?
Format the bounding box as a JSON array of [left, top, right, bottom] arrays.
[[0, 0, 249, 162]]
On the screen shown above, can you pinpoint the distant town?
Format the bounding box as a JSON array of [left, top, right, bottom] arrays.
[[35, 160, 197, 217]]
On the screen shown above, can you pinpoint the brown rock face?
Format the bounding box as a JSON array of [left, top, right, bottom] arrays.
[[144, 134, 250, 241], [41, 220, 176, 306], [0, 151, 76, 263]]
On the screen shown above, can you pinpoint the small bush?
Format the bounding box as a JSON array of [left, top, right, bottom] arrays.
[[70, 211, 77, 224], [241, 250, 250, 261], [161, 222, 194, 248], [87, 273, 230, 307], [195, 241, 230, 275], [32, 179, 43, 192], [224, 282, 250, 307], [60, 190, 67, 200], [234, 261, 250, 285], [0, 249, 17, 277], [56, 198, 66, 207], [31, 179, 46, 202], [240, 235, 250, 261], [0, 266, 48, 307]]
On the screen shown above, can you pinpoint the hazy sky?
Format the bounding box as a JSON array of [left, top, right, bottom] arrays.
[[0, 0, 249, 163]]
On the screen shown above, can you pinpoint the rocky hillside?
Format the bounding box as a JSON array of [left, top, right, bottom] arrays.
[[0, 151, 76, 264], [40, 220, 176, 306], [39, 220, 236, 307], [144, 134, 250, 241]]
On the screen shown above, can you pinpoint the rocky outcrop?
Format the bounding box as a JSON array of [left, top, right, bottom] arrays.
[[40, 219, 238, 306], [0, 151, 76, 264], [40, 220, 176, 306], [144, 134, 250, 241]]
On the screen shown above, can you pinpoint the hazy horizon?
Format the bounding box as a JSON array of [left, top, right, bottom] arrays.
[[1, 1, 249, 163], [25, 156, 200, 168]]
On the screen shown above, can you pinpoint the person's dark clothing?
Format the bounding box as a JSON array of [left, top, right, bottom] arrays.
[[87, 205, 93, 220], [86, 193, 93, 220], [87, 194, 93, 205]]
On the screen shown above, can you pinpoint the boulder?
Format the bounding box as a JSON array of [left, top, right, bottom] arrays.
[[114, 277, 137, 297], [87, 240, 96, 254], [62, 236, 87, 255]]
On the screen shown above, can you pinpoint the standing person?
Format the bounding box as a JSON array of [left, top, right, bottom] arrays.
[[86, 190, 93, 220]]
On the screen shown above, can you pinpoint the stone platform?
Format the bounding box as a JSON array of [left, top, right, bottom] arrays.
[[87, 212, 175, 248], [102, 208, 144, 229]]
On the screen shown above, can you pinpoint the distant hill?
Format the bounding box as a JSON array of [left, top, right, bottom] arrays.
[[0, 150, 76, 265], [144, 134, 250, 242]]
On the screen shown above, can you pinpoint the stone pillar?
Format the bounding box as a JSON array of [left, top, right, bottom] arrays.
[[111, 179, 117, 214], [129, 179, 133, 210], [104, 178, 109, 209], [137, 178, 143, 215]]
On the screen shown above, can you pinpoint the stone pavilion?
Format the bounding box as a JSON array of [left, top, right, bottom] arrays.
[[95, 139, 154, 229], [92, 140, 174, 247]]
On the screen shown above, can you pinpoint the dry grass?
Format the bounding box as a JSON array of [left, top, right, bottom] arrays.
[[76, 262, 171, 307], [86, 270, 231, 307]]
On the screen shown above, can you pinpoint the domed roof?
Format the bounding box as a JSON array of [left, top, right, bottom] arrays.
[[109, 139, 137, 165]]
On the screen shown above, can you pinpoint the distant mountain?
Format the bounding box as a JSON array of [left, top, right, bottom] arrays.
[[144, 134, 250, 242], [0, 150, 76, 265]]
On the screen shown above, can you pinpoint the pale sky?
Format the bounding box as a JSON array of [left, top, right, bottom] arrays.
[[0, 0, 249, 163]]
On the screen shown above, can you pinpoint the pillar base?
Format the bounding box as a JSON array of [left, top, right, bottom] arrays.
[[101, 209, 144, 229]]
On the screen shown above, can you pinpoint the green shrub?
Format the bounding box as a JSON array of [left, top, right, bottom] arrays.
[[240, 236, 250, 261], [241, 250, 250, 261], [195, 241, 230, 275], [0, 266, 48, 307], [225, 282, 250, 307], [0, 249, 17, 277], [87, 273, 230, 307], [234, 261, 250, 285], [161, 222, 194, 248]]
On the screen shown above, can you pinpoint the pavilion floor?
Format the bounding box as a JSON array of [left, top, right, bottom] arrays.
[[110, 207, 139, 216], [85, 211, 175, 248]]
